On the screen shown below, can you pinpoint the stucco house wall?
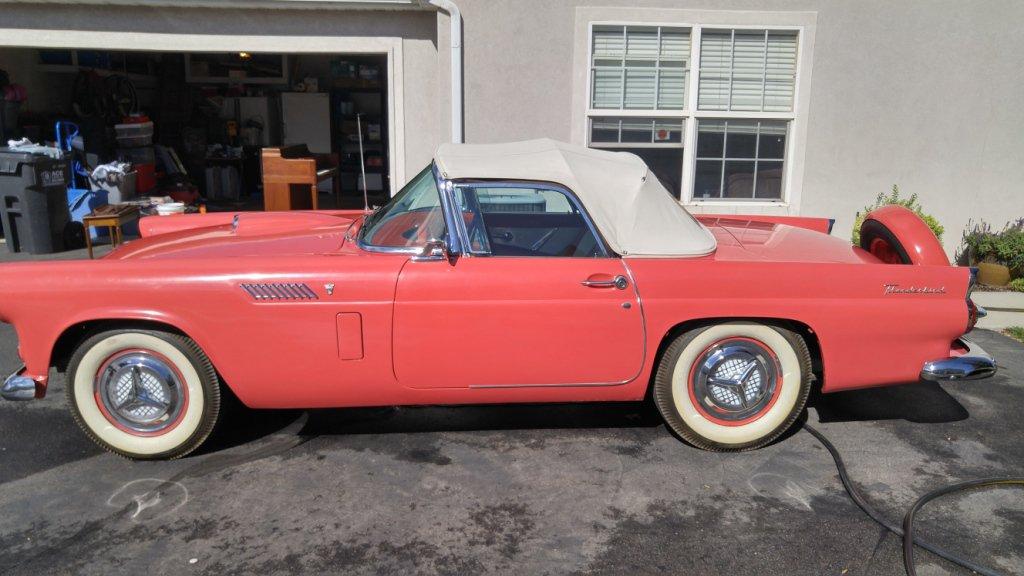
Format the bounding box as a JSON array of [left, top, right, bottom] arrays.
[[0, 0, 1020, 253], [442, 0, 1024, 251]]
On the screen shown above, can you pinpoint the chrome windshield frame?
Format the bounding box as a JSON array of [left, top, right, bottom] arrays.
[[356, 165, 613, 259], [356, 162, 462, 256]]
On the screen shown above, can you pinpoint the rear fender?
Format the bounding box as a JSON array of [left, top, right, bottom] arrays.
[[859, 205, 948, 266]]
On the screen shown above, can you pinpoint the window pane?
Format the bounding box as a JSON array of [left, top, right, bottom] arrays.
[[625, 26, 659, 61], [590, 117, 682, 146], [697, 29, 798, 112], [590, 118, 620, 143], [620, 119, 653, 143], [589, 117, 684, 197], [694, 160, 723, 199], [723, 161, 756, 198], [730, 31, 767, 111], [725, 120, 758, 158], [653, 119, 683, 143], [692, 119, 789, 202], [696, 120, 725, 157], [660, 29, 690, 61], [592, 26, 625, 60], [657, 68, 686, 109], [765, 31, 798, 112], [697, 30, 731, 111], [758, 123, 787, 159], [624, 69, 656, 109], [592, 68, 623, 109], [465, 186, 604, 257], [591, 25, 690, 110], [590, 146, 684, 199], [361, 166, 445, 248], [755, 161, 784, 199]]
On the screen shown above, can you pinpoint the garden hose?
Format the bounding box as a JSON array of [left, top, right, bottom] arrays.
[[803, 423, 1024, 576]]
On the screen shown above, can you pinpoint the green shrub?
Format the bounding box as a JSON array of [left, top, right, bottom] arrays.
[[851, 185, 944, 245], [960, 218, 1024, 276], [1009, 278, 1024, 292]]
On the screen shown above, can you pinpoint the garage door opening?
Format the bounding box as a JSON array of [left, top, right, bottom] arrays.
[[0, 48, 393, 217]]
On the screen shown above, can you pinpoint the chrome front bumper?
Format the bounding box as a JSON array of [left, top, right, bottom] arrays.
[[921, 338, 997, 382], [2, 366, 38, 401]]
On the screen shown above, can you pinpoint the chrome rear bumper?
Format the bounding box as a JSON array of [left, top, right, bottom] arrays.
[[921, 338, 997, 382], [2, 366, 38, 401]]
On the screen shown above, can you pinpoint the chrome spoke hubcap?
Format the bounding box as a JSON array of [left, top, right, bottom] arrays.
[[693, 339, 779, 421], [96, 352, 184, 433]]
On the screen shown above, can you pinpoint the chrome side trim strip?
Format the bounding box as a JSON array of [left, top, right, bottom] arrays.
[[2, 366, 37, 401], [920, 338, 997, 382]]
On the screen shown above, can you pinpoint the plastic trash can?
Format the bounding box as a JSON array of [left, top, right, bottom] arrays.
[[0, 147, 71, 254]]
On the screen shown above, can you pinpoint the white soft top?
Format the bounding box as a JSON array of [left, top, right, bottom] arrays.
[[435, 139, 717, 257]]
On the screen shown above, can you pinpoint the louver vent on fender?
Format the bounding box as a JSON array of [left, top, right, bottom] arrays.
[[240, 283, 319, 301]]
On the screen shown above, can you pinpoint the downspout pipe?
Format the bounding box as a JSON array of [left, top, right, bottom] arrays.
[[426, 0, 463, 143]]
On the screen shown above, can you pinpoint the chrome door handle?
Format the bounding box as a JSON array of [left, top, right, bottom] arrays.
[[581, 275, 628, 290]]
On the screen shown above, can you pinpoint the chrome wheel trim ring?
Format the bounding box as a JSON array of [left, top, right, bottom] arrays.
[[95, 351, 185, 434], [692, 339, 779, 422]]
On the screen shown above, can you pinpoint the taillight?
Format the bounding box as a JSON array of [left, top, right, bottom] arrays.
[[967, 299, 980, 333], [965, 267, 986, 333]]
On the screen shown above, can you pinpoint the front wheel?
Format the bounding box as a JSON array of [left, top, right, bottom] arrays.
[[653, 322, 812, 451], [66, 328, 222, 460]]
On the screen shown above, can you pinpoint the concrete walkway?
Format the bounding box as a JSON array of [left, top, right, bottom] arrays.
[[974, 291, 1024, 330]]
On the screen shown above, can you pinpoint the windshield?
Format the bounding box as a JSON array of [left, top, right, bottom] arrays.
[[359, 165, 446, 250]]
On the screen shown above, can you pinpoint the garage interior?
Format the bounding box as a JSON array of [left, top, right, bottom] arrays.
[[0, 47, 390, 250]]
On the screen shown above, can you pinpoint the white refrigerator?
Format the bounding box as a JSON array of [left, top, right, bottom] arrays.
[[280, 92, 331, 154]]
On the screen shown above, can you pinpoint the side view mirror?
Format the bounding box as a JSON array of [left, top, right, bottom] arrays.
[[411, 238, 451, 263]]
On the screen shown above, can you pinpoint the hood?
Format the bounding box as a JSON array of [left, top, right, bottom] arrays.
[[109, 212, 357, 260], [702, 217, 875, 264]]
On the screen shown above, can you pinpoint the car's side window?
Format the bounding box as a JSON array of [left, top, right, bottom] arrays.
[[455, 184, 605, 257]]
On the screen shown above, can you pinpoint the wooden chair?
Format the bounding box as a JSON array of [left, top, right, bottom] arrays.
[[261, 145, 339, 211]]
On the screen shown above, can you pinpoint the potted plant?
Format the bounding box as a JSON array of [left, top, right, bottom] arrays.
[[959, 219, 1024, 286]]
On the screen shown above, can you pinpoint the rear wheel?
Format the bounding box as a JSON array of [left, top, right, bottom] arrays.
[[653, 322, 812, 451], [66, 328, 221, 460]]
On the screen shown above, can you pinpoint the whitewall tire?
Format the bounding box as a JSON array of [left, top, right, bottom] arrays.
[[653, 322, 812, 451], [66, 328, 221, 460]]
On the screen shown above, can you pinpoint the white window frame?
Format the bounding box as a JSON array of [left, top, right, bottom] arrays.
[[573, 9, 816, 214]]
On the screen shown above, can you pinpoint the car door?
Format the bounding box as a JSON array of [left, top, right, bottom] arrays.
[[392, 182, 646, 389]]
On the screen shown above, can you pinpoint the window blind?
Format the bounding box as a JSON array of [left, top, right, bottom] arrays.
[[591, 25, 690, 110], [698, 29, 798, 112]]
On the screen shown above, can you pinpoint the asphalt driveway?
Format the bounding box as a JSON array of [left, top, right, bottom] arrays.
[[0, 324, 1022, 576]]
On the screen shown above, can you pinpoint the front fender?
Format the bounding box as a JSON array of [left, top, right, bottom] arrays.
[[17, 307, 221, 398]]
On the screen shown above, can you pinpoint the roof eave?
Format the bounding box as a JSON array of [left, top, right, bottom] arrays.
[[0, 0, 429, 10]]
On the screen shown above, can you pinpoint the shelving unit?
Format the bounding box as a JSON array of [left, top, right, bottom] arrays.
[[329, 62, 389, 199]]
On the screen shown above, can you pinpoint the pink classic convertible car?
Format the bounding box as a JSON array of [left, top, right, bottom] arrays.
[[0, 139, 995, 459]]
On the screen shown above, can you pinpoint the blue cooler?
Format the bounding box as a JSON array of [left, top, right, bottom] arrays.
[[67, 187, 109, 240]]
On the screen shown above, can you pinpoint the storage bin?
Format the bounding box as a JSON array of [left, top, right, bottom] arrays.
[[117, 147, 156, 166], [114, 121, 154, 148], [89, 170, 137, 204]]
